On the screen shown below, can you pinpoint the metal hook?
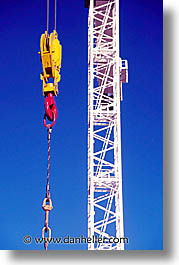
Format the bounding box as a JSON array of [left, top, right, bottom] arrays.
[[43, 92, 58, 128]]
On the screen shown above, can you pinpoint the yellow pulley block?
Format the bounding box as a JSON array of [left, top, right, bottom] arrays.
[[40, 30, 62, 97], [49, 30, 62, 85]]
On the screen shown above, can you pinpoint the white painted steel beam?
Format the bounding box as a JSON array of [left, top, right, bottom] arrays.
[[88, 0, 128, 250]]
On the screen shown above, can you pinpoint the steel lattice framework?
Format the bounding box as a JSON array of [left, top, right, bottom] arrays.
[[87, 0, 128, 250]]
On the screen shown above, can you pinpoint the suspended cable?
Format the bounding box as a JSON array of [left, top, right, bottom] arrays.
[[46, 127, 51, 200], [55, 0, 57, 31], [47, 0, 49, 34], [41, 127, 53, 251]]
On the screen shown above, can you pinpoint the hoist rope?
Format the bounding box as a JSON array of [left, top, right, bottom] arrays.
[[46, 128, 52, 199], [47, 0, 49, 34], [55, 0, 57, 31], [41, 127, 53, 251], [47, 0, 57, 34]]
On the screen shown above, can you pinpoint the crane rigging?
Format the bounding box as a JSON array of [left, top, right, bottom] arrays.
[[39, 0, 62, 251]]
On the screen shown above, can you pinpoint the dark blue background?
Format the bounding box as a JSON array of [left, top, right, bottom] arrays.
[[0, 0, 163, 250]]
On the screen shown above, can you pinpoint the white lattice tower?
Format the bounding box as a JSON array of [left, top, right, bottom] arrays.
[[87, 0, 128, 250]]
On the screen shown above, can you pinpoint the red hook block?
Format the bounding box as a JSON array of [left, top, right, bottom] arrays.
[[43, 93, 57, 128]]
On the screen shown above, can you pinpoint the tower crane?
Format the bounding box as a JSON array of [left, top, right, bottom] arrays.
[[85, 0, 128, 250], [37, 0, 127, 251]]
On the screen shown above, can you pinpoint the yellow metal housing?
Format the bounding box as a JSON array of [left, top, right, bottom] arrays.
[[40, 30, 62, 96]]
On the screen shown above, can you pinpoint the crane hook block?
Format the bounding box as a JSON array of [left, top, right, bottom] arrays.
[[40, 30, 62, 97]]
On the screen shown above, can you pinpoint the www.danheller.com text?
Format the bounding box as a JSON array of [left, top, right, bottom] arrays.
[[23, 235, 129, 245]]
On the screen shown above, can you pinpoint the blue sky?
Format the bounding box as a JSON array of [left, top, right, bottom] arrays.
[[0, 0, 163, 250]]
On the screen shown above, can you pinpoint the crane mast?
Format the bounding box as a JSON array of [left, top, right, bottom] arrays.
[[87, 0, 128, 250]]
